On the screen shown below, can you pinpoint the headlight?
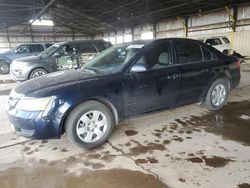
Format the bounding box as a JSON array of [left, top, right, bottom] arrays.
[[15, 97, 52, 111], [12, 61, 27, 70]]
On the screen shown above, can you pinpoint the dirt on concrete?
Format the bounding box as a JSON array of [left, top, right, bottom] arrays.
[[175, 101, 250, 146], [238, 183, 250, 188], [0, 166, 168, 188]]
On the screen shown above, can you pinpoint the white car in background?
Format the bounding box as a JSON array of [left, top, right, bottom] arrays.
[[198, 36, 232, 54]]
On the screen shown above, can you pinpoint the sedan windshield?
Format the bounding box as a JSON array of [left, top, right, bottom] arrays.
[[83, 44, 143, 74]]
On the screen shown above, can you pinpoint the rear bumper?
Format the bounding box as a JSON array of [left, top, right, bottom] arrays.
[[231, 73, 241, 90]]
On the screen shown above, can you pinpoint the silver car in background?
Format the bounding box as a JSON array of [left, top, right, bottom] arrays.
[[0, 43, 52, 74], [10, 40, 112, 81]]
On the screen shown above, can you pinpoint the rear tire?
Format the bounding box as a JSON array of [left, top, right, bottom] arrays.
[[29, 68, 48, 79], [203, 78, 229, 111], [65, 101, 115, 149], [0, 61, 10, 74]]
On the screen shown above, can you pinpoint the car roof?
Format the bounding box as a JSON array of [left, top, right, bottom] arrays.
[[55, 39, 109, 45], [16, 42, 52, 45], [198, 36, 228, 40], [121, 38, 203, 46]]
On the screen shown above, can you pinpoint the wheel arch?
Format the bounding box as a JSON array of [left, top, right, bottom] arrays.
[[59, 97, 119, 136], [0, 57, 11, 64], [200, 72, 232, 102], [28, 67, 49, 78]]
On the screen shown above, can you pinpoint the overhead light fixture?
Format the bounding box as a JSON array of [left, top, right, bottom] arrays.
[[29, 19, 54, 26]]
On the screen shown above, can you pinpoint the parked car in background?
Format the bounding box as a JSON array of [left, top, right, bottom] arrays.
[[198, 36, 232, 54], [6, 38, 241, 149], [198, 36, 245, 61], [10, 40, 112, 81], [0, 43, 53, 74]]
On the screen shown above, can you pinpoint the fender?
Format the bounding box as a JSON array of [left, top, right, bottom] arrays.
[[0, 56, 12, 64], [57, 96, 121, 138], [199, 69, 232, 102]]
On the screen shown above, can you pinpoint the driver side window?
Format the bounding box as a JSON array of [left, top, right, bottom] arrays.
[[131, 42, 171, 72], [15, 45, 30, 54]]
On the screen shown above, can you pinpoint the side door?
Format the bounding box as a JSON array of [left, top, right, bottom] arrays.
[[174, 39, 211, 104], [52, 43, 78, 71], [30, 44, 44, 56], [123, 40, 180, 116], [78, 42, 98, 67]]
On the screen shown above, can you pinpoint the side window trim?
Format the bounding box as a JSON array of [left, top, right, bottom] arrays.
[[174, 40, 203, 65], [91, 42, 100, 52], [127, 40, 173, 74], [201, 46, 218, 61]]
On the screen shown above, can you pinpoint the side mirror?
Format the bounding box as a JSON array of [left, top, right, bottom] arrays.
[[130, 64, 147, 73]]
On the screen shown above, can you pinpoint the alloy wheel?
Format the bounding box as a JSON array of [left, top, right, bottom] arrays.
[[76, 110, 108, 143]]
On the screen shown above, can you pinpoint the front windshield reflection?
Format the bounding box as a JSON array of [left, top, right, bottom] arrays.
[[83, 44, 141, 74]]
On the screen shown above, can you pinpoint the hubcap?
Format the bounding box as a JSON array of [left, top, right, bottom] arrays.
[[32, 71, 46, 78], [0, 64, 8, 73], [76, 110, 108, 143], [211, 84, 226, 107]]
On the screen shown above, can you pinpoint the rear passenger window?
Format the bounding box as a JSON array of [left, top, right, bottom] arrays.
[[45, 43, 53, 48], [205, 38, 222, 46], [175, 41, 203, 64], [78, 43, 96, 53], [30, 44, 44, 53], [202, 47, 212, 61], [95, 42, 112, 51], [222, 37, 230, 44]]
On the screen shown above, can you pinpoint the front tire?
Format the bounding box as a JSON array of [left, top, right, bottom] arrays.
[[29, 68, 48, 79], [0, 61, 10, 74], [65, 101, 115, 149], [203, 78, 229, 111]]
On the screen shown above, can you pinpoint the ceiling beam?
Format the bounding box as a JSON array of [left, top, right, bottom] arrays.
[[21, 0, 58, 32]]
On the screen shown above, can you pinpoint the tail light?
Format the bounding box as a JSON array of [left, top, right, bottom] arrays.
[[235, 60, 241, 70]]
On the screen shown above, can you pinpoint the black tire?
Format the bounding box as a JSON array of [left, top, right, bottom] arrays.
[[223, 50, 229, 55], [29, 68, 48, 79], [65, 100, 115, 149], [203, 78, 229, 111], [0, 61, 10, 74]]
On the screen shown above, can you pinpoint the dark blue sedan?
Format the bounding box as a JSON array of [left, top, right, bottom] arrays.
[[6, 38, 241, 149]]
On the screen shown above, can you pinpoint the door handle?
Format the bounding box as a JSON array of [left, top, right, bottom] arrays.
[[167, 74, 179, 80]]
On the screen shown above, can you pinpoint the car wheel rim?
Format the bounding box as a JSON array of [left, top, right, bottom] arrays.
[[76, 110, 108, 143], [0, 64, 8, 73], [32, 71, 46, 78], [211, 84, 226, 107]]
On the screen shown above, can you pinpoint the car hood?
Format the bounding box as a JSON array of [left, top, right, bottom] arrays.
[[14, 69, 100, 95], [0, 50, 11, 56], [14, 55, 40, 62], [0, 50, 12, 59]]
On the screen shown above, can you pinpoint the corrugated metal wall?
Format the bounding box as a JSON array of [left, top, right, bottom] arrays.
[[100, 5, 250, 56], [1, 5, 250, 56], [0, 25, 91, 53]]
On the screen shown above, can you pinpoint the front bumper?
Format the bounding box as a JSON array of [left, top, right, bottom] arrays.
[[6, 108, 61, 139], [10, 68, 29, 81], [6, 93, 67, 140]]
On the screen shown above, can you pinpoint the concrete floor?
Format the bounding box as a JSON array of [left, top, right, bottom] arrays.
[[0, 64, 250, 188]]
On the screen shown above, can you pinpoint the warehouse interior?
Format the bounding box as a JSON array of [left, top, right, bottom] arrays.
[[0, 1, 250, 188], [0, 0, 250, 56]]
